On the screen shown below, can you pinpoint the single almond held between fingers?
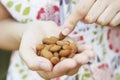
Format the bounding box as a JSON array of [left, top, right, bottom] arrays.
[[59, 32, 66, 40]]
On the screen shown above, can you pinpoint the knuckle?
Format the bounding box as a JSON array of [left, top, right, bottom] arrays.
[[76, 7, 87, 17], [84, 17, 95, 24], [109, 22, 117, 27], [97, 18, 106, 26], [27, 63, 36, 70]]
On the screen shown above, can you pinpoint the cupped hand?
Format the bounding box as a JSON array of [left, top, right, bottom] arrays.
[[19, 21, 94, 79], [62, 0, 120, 36]]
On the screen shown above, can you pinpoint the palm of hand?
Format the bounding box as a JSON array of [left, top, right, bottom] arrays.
[[19, 21, 94, 79]]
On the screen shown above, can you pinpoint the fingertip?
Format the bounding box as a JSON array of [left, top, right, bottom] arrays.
[[40, 62, 53, 71], [62, 28, 71, 36], [84, 16, 95, 24], [53, 59, 77, 73], [73, 54, 89, 65], [67, 66, 80, 76], [26, 56, 53, 72]]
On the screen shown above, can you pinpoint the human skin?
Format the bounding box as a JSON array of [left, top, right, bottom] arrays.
[[0, 3, 11, 20], [0, 3, 94, 79], [62, 0, 120, 36]]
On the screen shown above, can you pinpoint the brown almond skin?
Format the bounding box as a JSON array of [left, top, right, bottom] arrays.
[[59, 32, 66, 40], [70, 43, 78, 53], [62, 45, 71, 50], [51, 57, 60, 65], [44, 44, 53, 50], [56, 41, 64, 46], [64, 41, 70, 45], [43, 38, 50, 44], [41, 49, 53, 60], [68, 53, 75, 58], [50, 36, 59, 43], [50, 45, 61, 52], [59, 50, 70, 57], [53, 52, 59, 57], [43, 36, 58, 44], [36, 44, 45, 51], [37, 36, 78, 65], [37, 50, 41, 56]]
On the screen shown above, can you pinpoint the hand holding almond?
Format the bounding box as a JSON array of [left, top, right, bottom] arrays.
[[19, 21, 94, 79]]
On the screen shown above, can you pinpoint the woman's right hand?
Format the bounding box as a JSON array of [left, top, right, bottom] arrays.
[[61, 0, 120, 36]]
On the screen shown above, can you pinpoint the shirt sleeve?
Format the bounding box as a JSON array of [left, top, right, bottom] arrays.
[[0, 0, 51, 22], [0, 0, 60, 24]]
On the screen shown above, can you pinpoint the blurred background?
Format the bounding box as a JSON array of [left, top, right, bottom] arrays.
[[0, 50, 11, 80]]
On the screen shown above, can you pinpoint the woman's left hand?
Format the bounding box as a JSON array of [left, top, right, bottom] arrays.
[[19, 21, 94, 79]]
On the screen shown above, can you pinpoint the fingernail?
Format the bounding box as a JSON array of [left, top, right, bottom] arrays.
[[62, 28, 70, 36], [40, 63, 52, 71]]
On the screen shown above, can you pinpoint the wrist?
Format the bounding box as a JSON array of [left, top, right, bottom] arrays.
[[0, 19, 29, 50]]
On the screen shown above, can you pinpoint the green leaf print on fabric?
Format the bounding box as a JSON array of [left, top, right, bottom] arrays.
[[21, 19, 32, 23], [15, 4, 22, 12], [71, 0, 76, 4], [81, 73, 91, 80], [27, 0, 30, 2], [22, 74, 27, 79], [93, 31, 97, 35], [115, 73, 120, 80], [77, 74, 81, 79], [6, 1, 13, 8], [19, 69, 24, 73], [15, 63, 19, 67], [99, 34, 103, 44], [91, 39, 94, 43], [84, 67, 89, 71], [102, 45, 107, 57], [78, 67, 92, 80], [84, 73, 91, 78], [23, 7, 30, 15]]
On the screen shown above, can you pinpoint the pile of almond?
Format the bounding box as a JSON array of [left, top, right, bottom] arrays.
[[36, 36, 78, 65]]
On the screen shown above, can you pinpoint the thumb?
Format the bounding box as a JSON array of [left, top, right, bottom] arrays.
[[52, 59, 77, 77], [19, 30, 53, 71], [19, 45, 53, 71]]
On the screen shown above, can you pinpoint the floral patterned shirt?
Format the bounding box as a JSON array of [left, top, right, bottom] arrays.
[[1, 0, 120, 80]]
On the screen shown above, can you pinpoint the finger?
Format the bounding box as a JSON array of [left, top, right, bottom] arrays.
[[77, 43, 93, 52], [85, 0, 109, 23], [62, 0, 96, 36], [97, 2, 120, 26], [19, 46, 52, 71], [67, 66, 80, 76], [41, 21, 61, 37], [52, 59, 77, 77], [109, 12, 120, 27], [19, 30, 52, 71], [73, 50, 94, 65], [37, 71, 51, 80]]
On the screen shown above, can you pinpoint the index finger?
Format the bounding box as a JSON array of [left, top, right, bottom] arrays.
[[61, 0, 96, 36]]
